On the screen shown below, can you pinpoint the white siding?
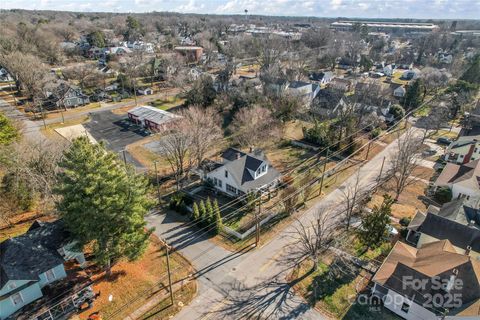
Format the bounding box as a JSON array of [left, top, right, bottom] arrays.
[[207, 167, 243, 195], [383, 289, 437, 320]]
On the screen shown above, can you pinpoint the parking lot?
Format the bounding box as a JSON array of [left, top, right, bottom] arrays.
[[84, 111, 149, 168]]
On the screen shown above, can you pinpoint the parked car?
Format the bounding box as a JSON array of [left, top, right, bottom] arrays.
[[436, 137, 452, 145]]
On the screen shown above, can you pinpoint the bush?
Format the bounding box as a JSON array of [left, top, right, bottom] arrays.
[[399, 217, 411, 227], [370, 127, 382, 139], [169, 193, 192, 215], [434, 186, 452, 204]]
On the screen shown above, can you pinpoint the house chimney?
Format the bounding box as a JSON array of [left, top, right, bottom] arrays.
[[249, 145, 255, 153], [236, 152, 241, 159], [465, 245, 472, 256], [468, 220, 476, 227], [445, 268, 458, 292]]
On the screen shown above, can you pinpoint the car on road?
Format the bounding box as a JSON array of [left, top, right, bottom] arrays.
[[436, 137, 452, 145]]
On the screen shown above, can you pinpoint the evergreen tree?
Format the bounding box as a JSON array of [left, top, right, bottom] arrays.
[[205, 197, 214, 226], [357, 194, 393, 250], [55, 137, 153, 275], [402, 79, 423, 110], [460, 54, 480, 85], [199, 199, 207, 226], [0, 113, 18, 146], [192, 202, 200, 220], [213, 199, 223, 235]]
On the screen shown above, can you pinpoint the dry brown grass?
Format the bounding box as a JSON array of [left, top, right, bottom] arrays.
[[77, 235, 196, 320], [0, 211, 54, 242]]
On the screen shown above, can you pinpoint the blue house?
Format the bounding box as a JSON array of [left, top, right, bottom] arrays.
[[0, 220, 86, 320]]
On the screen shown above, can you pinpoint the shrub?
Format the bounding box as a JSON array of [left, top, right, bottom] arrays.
[[370, 127, 382, 139], [399, 217, 411, 227], [434, 186, 452, 204]]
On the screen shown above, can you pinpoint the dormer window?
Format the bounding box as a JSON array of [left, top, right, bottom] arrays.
[[225, 170, 228, 178]]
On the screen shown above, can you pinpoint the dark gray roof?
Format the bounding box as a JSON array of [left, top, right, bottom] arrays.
[[218, 148, 280, 191], [418, 212, 480, 252], [313, 88, 345, 110], [288, 81, 311, 89], [434, 198, 480, 227], [0, 220, 70, 289], [384, 261, 480, 316]]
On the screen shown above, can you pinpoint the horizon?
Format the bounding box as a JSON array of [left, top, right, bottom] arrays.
[[1, 0, 480, 20]]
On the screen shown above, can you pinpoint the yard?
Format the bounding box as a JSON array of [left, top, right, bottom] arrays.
[[289, 254, 400, 320], [75, 235, 196, 320]]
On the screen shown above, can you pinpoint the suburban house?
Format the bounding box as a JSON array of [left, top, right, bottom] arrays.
[[311, 88, 350, 118], [308, 71, 334, 85], [328, 78, 353, 91], [106, 46, 132, 55], [127, 105, 178, 132], [390, 83, 406, 98], [286, 81, 320, 106], [372, 240, 480, 320], [0, 68, 13, 82], [137, 87, 153, 95], [433, 159, 480, 200], [48, 83, 90, 109], [400, 69, 420, 81], [406, 198, 480, 257], [444, 135, 480, 164], [205, 148, 281, 197], [0, 220, 86, 320]]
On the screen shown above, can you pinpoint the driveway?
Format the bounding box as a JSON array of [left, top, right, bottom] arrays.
[[83, 111, 149, 168]]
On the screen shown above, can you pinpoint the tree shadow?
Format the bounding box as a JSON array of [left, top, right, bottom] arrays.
[[209, 269, 314, 320], [305, 257, 358, 306]]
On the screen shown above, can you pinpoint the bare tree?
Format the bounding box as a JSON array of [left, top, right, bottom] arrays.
[[157, 119, 192, 190], [339, 171, 368, 231], [230, 106, 282, 147], [180, 106, 223, 169], [63, 63, 97, 90], [421, 67, 452, 97], [386, 130, 423, 201], [290, 209, 334, 271]]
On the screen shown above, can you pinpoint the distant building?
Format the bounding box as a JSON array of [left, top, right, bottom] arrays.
[[174, 46, 203, 63], [127, 105, 178, 132], [445, 135, 480, 164], [330, 20, 439, 33]]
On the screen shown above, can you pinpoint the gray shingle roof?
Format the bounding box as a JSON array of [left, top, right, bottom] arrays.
[[0, 220, 70, 288], [218, 148, 281, 191]]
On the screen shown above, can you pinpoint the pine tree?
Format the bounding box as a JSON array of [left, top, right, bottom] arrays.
[[192, 202, 200, 221], [213, 199, 223, 235], [55, 137, 153, 275], [357, 194, 393, 250], [402, 79, 423, 110], [205, 197, 214, 226], [199, 200, 207, 226]]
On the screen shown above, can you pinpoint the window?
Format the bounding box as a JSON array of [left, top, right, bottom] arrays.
[[262, 165, 266, 173], [213, 178, 218, 186], [11, 292, 24, 306], [225, 170, 228, 178], [401, 302, 410, 313], [475, 148, 478, 153], [226, 184, 237, 194], [45, 269, 56, 282], [218, 180, 222, 188]]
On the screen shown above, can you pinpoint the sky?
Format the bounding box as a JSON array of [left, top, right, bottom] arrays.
[[1, 0, 479, 20]]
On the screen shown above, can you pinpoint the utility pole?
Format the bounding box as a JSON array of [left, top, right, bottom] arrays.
[[377, 156, 386, 185], [365, 141, 372, 160], [318, 149, 329, 196], [161, 238, 174, 305], [255, 191, 261, 247], [122, 150, 127, 167], [153, 160, 161, 202]]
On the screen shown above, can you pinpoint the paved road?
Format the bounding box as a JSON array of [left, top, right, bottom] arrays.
[[0, 96, 46, 143], [146, 128, 424, 319]]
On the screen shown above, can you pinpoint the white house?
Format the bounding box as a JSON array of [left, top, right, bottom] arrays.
[[286, 81, 320, 106], [372, 240, 480, 320], [137, 87, 153, 95], [205, 148, 281, 197], [390, 83, 406, 98], [444, 135, 480, 164], [434, 159, 480, 200], [308, 71, 334, 85]]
